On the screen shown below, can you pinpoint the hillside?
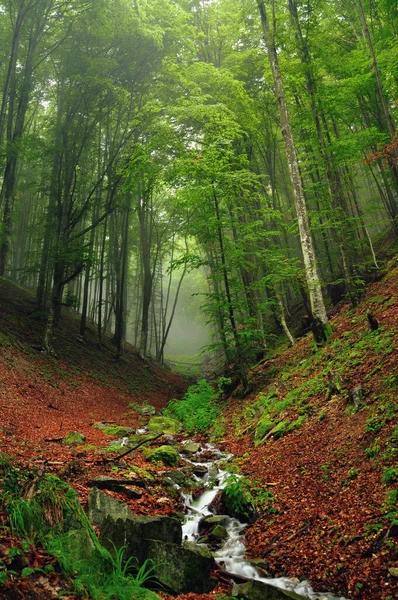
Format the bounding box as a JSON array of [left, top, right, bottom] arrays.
[[218, 256, 398, 600], [0, 258, 397, 600]]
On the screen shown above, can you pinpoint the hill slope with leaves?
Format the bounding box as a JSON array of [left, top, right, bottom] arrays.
[[217, 256, 398, 600]]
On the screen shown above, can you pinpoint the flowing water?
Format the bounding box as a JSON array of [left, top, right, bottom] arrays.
[[180, 443, 347, 600]]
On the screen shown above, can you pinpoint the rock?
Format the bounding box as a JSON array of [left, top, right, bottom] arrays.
[[231, 579, 307, 600], [325, 369, 343, 401], [181, 441, 201, 455], [162, 434, 177, 445], [57, 528, 96, 563], [62, 431, 86, 445], [93, 422, 135, 436], [93, 422, 107, 430], [87, 488, 133, 527], [247, 558, 270, 577], [208, 465, 219, 479], [147, 416, 181, 435], [199, 515, 230, 533], [146, 445, 179, 466], [167, 470, 187, 485], [100, 514, 182, 565], [108, 437, 128, 446], [349, 384, 363, 407], [145, 539, 216, 593], [129, 402, 156, 416], [207, 524, 228, 548], [192, 465, 208, 478]]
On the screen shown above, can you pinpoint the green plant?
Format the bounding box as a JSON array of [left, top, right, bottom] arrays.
[[163, 380, 219, 433], [321, 464, 330, 482], [382, 466, 398, 484], [365, 440, 381, 458], [365, 416, 385, 433], [223, 475, 254, 518], [383, 489, 398, 526]]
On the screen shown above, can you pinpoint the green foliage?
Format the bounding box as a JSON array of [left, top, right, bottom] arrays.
[[365, 416, 385, 433], [223, 475, 275, 517], [365, 440, 381, 458], [163, 380, 219, 433], [223, 475, 255, 518], [382, 466, 398, 485], [383, 490, 398, 526], [0, 459, 159, 599]]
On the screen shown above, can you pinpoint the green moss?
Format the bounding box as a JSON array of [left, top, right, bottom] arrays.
[[254, 416, 275, 444], [272, 420, 289, 439], [287, 415, 306, 432], [145, 446, 179, 467], [95, 424, 133, 437], [147, 416, 181, 435]]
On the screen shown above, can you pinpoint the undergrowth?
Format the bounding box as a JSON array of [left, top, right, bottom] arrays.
[[0, 456, 159, 599], [163, 379, 220, 433]]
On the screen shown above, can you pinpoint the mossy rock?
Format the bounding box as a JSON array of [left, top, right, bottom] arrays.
[[129, 402, 156, 416], [146, 445, 179, 467], [254, 416, 275, 444], [231, 579, 308, 600], [95, 424, 134, 436], [62, 431, 86, 445], [147, 416, 181, 435], [208, 524, 228, 543]]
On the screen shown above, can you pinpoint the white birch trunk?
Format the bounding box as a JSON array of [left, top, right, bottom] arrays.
[[258, 1, 328, 327]]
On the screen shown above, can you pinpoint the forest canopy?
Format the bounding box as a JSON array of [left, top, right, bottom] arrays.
[[0, 0, 396, 373]]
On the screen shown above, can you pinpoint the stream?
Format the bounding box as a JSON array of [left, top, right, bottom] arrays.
[[179, 442, 347, 600]]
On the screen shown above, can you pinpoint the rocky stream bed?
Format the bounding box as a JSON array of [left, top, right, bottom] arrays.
[[86, 427, 348, 600]]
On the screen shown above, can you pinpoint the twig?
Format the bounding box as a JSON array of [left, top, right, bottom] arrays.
[[103, 433, 163, 463]]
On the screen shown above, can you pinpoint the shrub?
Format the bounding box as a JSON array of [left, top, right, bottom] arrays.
[[163, 380, 219, 433]]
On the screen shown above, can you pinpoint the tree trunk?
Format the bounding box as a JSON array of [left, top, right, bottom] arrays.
[[258, 1, 329, 343]]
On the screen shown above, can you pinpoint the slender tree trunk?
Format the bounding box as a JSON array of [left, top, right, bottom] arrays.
[[258, 1, 329, 343]]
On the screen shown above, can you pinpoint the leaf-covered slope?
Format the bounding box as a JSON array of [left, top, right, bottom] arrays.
[[219, 258, 398, 600]]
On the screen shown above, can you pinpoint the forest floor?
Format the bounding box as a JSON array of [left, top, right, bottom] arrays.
[[0, 255, 397, 600]]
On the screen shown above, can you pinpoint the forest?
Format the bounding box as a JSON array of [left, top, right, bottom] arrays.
[[0, 0, 397, 371], [0, 1, 397, 600]]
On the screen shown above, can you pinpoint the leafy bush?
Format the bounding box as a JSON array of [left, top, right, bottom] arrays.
[[163, 379, 219, 433]]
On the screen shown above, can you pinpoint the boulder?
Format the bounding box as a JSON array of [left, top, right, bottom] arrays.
[[97, 424, 135, 436], [208, 465, 219, 479], [231, 579, 308, 600], [145, 445, 179, 467], [181, 441, 201, 455], [167, 470, 187, 486], [100, 514, 182, 564], [147, 416, 181, 435], [87, 488, 133, 527], [145, 539, 216, 594], [199, 515, 230, 533], [207, 524, 228, 548], [129, 402, 156, 416], [62, 431, 86, 445], [192, 465, 208, 478]]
